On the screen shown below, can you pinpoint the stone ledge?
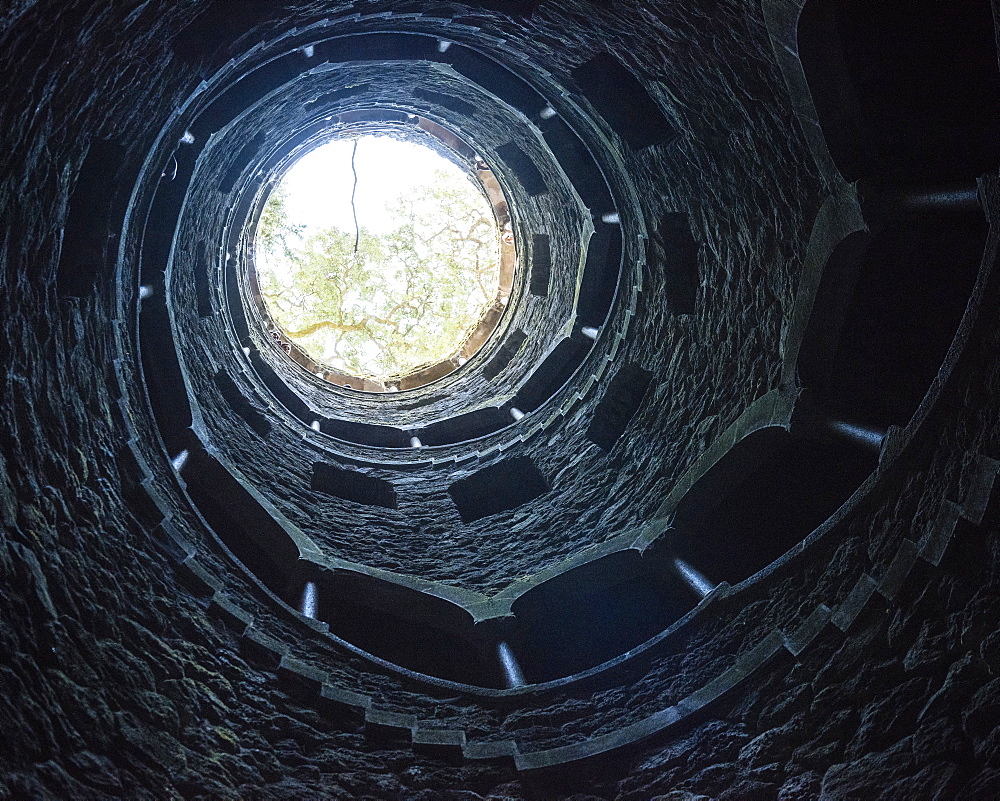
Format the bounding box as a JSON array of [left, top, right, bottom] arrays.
[[961, 454, 999, 525], [318, 683, 370, 723], [207, 593, 252, 634], [495, 449, 1000, 773], [515, 633, 788, 774], [831, 574, 878, 632], [175, 556, 220, 597], [151, 519, 194, 564], [277, 655, 326, 698], [239, 628, 285, 669], [463, 739, 518, 763], [364, 709, 416, 745], [413, 726, 467, 760], [919, 500, 962, 567], [877, 539, 920, 601], [782, 604, 833, 656]]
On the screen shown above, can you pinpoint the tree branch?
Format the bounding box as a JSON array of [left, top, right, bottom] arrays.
[[285, 318, 369, 338]]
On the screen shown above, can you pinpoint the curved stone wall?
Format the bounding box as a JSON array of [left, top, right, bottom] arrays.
[[2, 0, 999, 798]]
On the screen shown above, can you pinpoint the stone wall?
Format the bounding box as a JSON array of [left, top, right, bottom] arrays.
[[1, 0, 998, 799]]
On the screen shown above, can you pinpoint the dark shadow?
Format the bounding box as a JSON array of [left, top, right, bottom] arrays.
[[183, 451, 299, 604], [515, 334, 591, 411], [576, 223, 622, 327], [529, 234, 552, 297], [539, 115, 613, 211], [647, 212, 699, 315], [448, 456, 550, 523], [311, 462, 397, 509], [586, 363, 653, 450], [482, 329, 528, 381], [509, 551, 695, 682], [58, 138, 125, 298], [799, 0, 1000, 184], [496, 141, 548, 197], [572, 52, 677, 150], [670, 427, 876, 585], [419, 407, 509, 447], [445, 43, 547, 118], [314, 574, 499, 686], [214, 370, 272, 438], [802, 210, 986, 428], [318, 419, 410, 449]]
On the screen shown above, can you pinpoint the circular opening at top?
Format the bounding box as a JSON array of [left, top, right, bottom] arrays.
[[254, 132, 514, 391]]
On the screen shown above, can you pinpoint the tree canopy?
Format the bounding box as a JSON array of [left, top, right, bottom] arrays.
[[256, 164, 501, 381]]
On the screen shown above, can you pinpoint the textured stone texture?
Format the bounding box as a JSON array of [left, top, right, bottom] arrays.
[[2, 0, 999, 799], [152, 0, 819, 596]]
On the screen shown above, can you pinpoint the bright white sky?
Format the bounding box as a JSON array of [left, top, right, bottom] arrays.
[[257, 134, 502, 380], [278, 135, 472, 235]]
